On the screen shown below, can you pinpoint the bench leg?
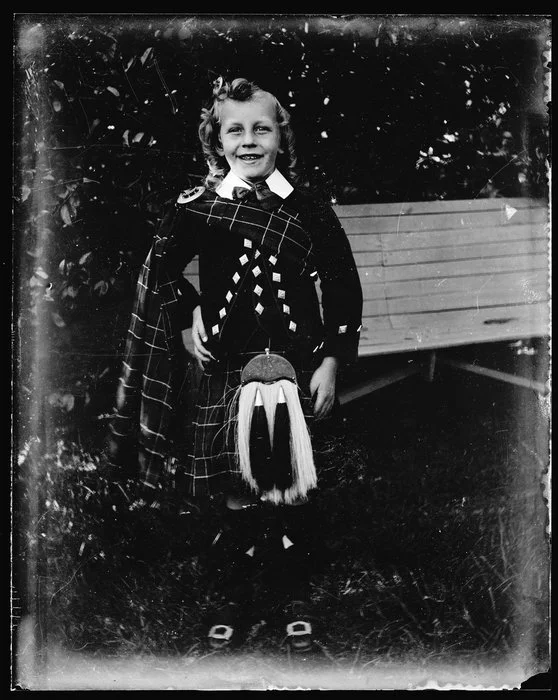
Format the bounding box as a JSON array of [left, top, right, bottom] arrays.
[[338, 364, 421, 405], [422, 350, 437, 383], [438, 357, 548, 394]]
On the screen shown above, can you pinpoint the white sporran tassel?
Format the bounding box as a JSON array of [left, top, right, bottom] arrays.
[[234, 378, 317, 504]]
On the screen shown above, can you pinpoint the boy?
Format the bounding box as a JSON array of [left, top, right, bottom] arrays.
[[111, 77, 363, 651]]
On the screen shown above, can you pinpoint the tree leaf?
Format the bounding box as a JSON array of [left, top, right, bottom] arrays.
[[62, 285, 79, 298], [61, 394, 75, 411], [79, 252, 92, 265], [107, 86, 120, 97], [52, 311, 66, 328], [60, 203, 72, 225], [53, 79, 64, 89], [94, 280, 109, 296], [21, 185, 31, 202], [132, 132, 144, 143], [140, 47, 153, 65], [27, 246, 44, 259]]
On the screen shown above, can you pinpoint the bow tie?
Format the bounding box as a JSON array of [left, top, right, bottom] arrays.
[[231, 181, 283, 211]]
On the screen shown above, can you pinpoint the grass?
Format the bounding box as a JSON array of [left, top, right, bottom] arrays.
[[14, 347, 550, 689]]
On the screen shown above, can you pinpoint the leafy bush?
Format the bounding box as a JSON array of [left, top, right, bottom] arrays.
[[14, 16, 549, 442]]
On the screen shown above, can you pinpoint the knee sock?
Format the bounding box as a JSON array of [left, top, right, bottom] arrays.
[[261, 500, 323, 604], [208, 504, 262, 604]]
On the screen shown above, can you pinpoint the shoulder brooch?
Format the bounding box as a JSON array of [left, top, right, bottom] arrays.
[[176, 185, 205, 204]]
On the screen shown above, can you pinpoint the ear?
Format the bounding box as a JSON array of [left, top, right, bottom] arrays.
[[278, 147, 284, 154], [215, 133, 224, 156]]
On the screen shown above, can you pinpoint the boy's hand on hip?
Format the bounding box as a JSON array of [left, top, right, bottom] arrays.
[[310, 356, 339, 419], [189, 305, 216, 369]]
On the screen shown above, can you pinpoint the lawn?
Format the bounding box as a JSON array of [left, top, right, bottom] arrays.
[[14, 341, 550, 690]]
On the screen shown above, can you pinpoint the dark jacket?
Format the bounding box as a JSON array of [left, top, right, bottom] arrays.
[[109, 186, 363, 487]]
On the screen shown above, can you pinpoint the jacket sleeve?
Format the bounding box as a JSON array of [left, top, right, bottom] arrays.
[[158, 200, 201, 330], [176, 274, 200, 330], [310, 197, 363, 365]]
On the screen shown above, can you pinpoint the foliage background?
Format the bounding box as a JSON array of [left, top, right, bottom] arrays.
[[13, 15, 550, 687], [14, 14, 549, 442]]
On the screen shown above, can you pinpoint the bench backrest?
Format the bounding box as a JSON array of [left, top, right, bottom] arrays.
[[335, 197, 549, 357]]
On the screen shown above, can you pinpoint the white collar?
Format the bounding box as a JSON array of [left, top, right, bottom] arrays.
[[215, 169, 294, 200]]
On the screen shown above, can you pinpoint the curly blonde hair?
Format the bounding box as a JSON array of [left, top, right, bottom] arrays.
[[198, 77, 300, 190]]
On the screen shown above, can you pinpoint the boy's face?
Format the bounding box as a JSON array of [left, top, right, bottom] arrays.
[[216, 94, 281, 184]]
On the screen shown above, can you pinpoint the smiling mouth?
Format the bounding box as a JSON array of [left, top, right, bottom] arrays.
[[238, 154, 263, 161]]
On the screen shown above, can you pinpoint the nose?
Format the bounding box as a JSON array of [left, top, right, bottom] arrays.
[[241, 129, 257, 147]]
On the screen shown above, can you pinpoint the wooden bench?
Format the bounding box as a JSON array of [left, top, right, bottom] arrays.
[[182, 196, 549, 400], [335, 196, 549, 401]]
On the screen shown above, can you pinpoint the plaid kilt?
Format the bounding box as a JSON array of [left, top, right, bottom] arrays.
[[172, 351, 317, 498]]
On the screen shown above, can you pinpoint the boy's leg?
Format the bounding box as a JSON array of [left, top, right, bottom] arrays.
[[205, 493, 261, 648], [260, 499, 324, 651]]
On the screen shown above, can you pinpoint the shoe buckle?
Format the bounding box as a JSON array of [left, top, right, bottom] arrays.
[[208, 624, 234, 641], [286, 620, 312, 637]]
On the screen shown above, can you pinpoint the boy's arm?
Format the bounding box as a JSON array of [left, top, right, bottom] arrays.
[[311, 198, 363, 366], [158, 199, 201, 330]]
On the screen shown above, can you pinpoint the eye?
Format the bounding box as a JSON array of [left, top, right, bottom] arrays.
[[227, 126, 241, 133], [255, 126, 271, 133]]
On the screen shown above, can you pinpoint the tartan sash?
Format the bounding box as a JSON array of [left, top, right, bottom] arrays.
[[181, 194, 315, 276]]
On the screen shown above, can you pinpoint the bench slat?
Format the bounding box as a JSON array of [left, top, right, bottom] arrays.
[[358, 301, 548, 355], [334, 197, 546, 218], [363, 284, 548, 317], [342, 206, 547, 234], [361, 270, 548, 301], [358, 253, 548, 283], [360, 300, 548, 332], [379, 238, 548, 267], [357, 320, 547, 357], [348, 222, 547, 253]]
